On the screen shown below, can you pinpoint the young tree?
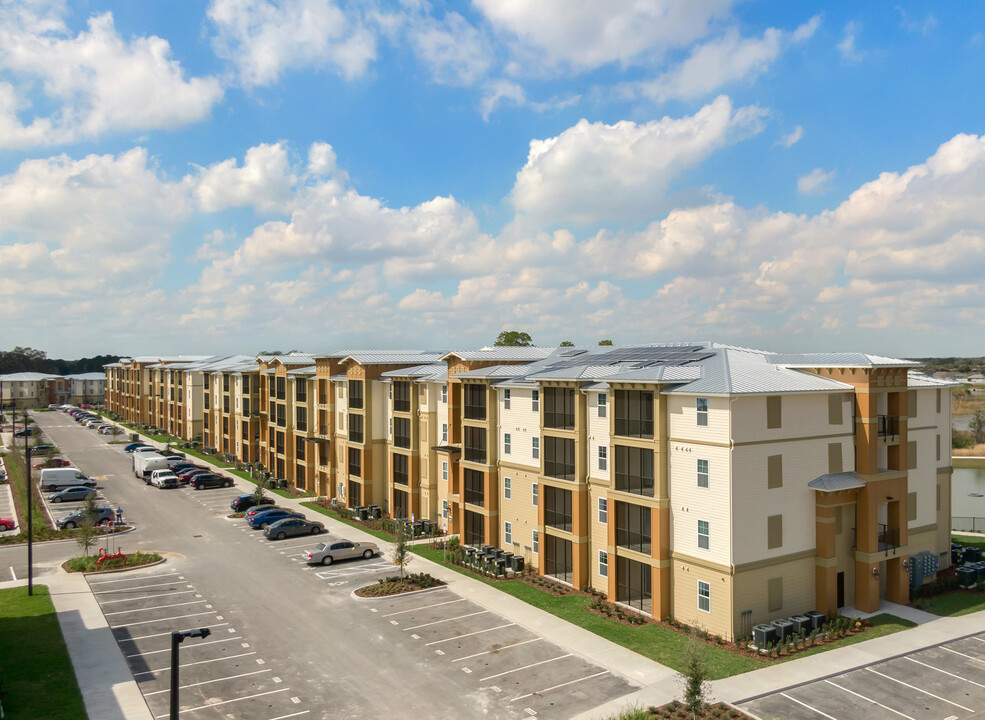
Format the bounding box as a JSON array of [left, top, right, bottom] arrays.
[[391, 528, 412, 578], [971, 408, 985, 444], [252, 476, 269, 503], [678, 627, 712, 715], [75, 493, 99, 557], [494, 331, 533, 347]]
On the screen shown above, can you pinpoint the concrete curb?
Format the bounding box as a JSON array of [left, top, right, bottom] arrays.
[[349, 581, 448, 602], [63, 556, 167, 576]]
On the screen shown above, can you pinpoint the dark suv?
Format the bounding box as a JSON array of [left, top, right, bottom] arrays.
[[56, 507, 114, 529], [230, 494, 276, 512], [192, 473, 234, 490]]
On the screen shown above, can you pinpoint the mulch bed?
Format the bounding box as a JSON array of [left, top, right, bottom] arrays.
[[649, 701, 753, 719], [355, 573, 445, 597]]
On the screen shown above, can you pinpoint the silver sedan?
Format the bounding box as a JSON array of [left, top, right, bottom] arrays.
[[304, 539, 380, 565], [48, 486, 98, 503]]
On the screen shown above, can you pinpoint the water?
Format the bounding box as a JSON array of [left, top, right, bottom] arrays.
[[954, 414, 971, 432], [953, 466, 985, 531]]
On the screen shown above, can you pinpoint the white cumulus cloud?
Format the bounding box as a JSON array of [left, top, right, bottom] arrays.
[[798, 167, 836, 194]]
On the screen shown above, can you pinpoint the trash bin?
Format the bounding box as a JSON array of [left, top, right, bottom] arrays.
[[753, 624, 777, 648]]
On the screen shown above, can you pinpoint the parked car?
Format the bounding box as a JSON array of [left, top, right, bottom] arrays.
[[191, 473, 233, 490], [230, 494, 276, 512], [56, 506, 114, 529], [178, 468, 212, 483], [264, 517, 325, 540], [0, 517, 15, 532], [31, 444, 56, 454], [247, 508, 304, 529], [13, 427, 36, 437], [150, 470, 179, 489], [34, 457, 71, 469], [246, 504, 287, 520], [48, 486, 98, 503], [124, 443, 154, 453], [305, 539, 379, 565]]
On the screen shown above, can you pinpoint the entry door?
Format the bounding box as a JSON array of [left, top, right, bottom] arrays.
[[837, 571, 845, 608]]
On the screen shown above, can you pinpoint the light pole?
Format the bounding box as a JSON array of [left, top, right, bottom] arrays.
[[170, 628, 211, 719], [23, 410, 33, 596]]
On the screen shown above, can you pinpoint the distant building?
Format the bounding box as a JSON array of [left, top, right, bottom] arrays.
[[0, 372, 106, 409]]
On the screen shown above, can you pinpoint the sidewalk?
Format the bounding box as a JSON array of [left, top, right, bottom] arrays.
[[0, 572, 153, 720]]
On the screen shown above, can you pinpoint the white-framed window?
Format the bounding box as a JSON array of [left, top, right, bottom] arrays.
[[598, 393, 607, 417], [442, 461, 448, 481], [599, 550, 608, 577], [696, 397, 708, 427], [441, 384, 447, 403], [504, 521, 512, 544], [532, 483, 538, 506], [598, 497, 607, 523], [532, 390, 539, 411], [441, 423, 448, 442], [598, 445, 607, 470], [698, 520, 710, 550], [698, 580, 710, 612], [697, 459, 709, 488], [442, 500, 448, 519], [504, 476, 512, 499], [389, 418, 392, 437], [532, 530, 539, 554], [388, 384, 392, 399], [504, 433, 511, 454], [532, 437, 540, 459], [504, 389, 511, 410]]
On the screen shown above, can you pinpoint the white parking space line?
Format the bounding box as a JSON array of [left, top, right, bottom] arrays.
[[382, 598, 464, 617], [425, 623, 516, 646], [942, 646, 985, 665], [102, 590, 199, 605], [119, 623, 230, 644], [865, 667, 974, 712], [778, 692, 839, 719], [104, 599, 206, 616], [403, 610, 488, 632], [127, 636, 241, 658], [143, 668, 271, 696], [94, 580, 187, 594], [824, 679, 915, 720], [479, 654, 571, 682], [133, 651, 257, 676], [905, 656, 985, 689], [111, 610, 216, 628], [453, 637, 541, 662], [152, 687, 290, 717], [89, 572, 182, 586], [9, 567, 16, 581], [266, 712, 310, 720], [315, 561, 394, 579], [510, 670, 608, 702]]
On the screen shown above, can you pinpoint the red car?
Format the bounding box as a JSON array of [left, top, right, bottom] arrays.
[[34, 458, 71, 469], [0, 517, 15, 532]]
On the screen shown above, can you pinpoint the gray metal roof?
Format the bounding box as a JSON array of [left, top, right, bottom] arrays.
[[64, 373, 106, 380], [441, 346, 558, 362], [907, 371, 962, 388], [381, 364, 448, 382], [287, 366, 317, 376], [770, 352, 920, 368], [340, 351, 444, 365], [0, 372, 61, 381], [258, 353, 316, 366], [808, 472, 865, 492], [453, 365, 531, 380]]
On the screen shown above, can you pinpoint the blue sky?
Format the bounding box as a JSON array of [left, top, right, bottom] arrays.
[[1, 0, 984, 359]]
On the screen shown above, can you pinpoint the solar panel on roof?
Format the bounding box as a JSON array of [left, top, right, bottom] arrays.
[[558, 349, 587, 357]]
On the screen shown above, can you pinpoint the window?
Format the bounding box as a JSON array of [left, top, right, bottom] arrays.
[[441, 384, 447, 403], [393, 453, 409, 485], [544, 535, 572, 584], [441, 423, 448, 442], [276, 376, 286, 400], [598, 497, 608, 523], [393, 381, 411, 412], [766, 396, 782, 429], [598, 393, 607, 418], [697, 520, 710, 550], [936, 389, 942, 414], [937, 434, 941, 462], [296, 435, 305, 461], [348, 413, 364, 443], [532, 437, 540, 460], [295, 380, 307, 403], [767, 455, 783, 489], [697, 459, 709, 488], [598, 445, 607, 471], [532, 530, 539, 554], [698, 581, 710, 613], [908, 491, 917, 521], [442, 500, 449, 519], [768, 578, 783, 612], [767, 515, 782, 549], [348, 446, 361, 477], [544, 387, 575, 429], [296, 407, 307, 432], [464, 469, 484, 507], [504, 433, 511, 455], [442, 461, 448, 481], [615, 502, 650, 553], [464, 384, 486, 420], [696, 397, 708, 426], [544, 436, 575, 480], [908, 440, 917, 470], [616, 557, 651, 614], [348, 380, 363, 409], [464, 426, 487, 463], [828, 442, 843, 474], [504, 522, 512, 545], [828, 395, 843, 425], [599, 550, 609, 577], [544, 486, 573, 532], [908, 390, 917, 418], [394, 417, 411, 449], [504, 476, 512, 499], [614, 445, 654, 496], [532, 483, 538, 506], [532, 390, 539, 411], [503, 389, 511, 410], [614, 390, 654, 438]]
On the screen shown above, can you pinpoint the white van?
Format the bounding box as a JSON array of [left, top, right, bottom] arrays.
[[40, 467, 95, 491], [134, 451, 169, 481]]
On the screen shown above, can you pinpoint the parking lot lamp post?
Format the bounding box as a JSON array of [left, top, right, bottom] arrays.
[[170, 628, 211, 719], [24, 410, 33, 596]]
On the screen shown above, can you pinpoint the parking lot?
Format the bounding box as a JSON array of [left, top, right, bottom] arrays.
[[87, 565, 311, 720], [0, 475, 16, 538], [739, 631, 985, 720], [357, 585, 635, 718]]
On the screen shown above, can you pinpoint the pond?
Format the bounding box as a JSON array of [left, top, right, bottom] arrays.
[[953, 466, 985, 532]]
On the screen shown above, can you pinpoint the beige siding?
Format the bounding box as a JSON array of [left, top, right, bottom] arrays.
[[672, 560, 733, 639], [730, 393, 853, 445], [907, 426, 938, 529], [670, 443, 731, 565], [588, 390, 610, 483], [499, 388, 539, 468], [732, 555, 815, 634], [668, 394, 730, 445], [499, 463, 541, 567]]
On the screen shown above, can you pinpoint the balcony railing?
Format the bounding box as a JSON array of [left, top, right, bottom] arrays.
[[877, 415, 900, 439], [319, 424, 330, 436], [851, 523, 901, 552]]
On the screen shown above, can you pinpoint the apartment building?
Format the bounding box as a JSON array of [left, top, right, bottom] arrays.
[[201, 357, 261, 462], [105, 356, 213, 431], [0, 372, 105, 408]]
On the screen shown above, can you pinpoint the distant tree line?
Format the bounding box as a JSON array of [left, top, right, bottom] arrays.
[[914, 357, 984, 373], [0, 346, 121, 375]]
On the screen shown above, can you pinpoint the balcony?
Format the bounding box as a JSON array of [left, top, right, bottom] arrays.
[[851, 524, 901, 552], [877, 415, 900, 442], [318, 424, 330, 436]]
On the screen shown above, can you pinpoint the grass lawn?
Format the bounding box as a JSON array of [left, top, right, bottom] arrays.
[[301, 502, 398, 543], [409, 547, 916, 679], [953, 457, 985, 469], [0, 586, 88, 719], [3, 448, 52, 533], [953, 534, 985, 551], [921, 591, 985, 616]]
